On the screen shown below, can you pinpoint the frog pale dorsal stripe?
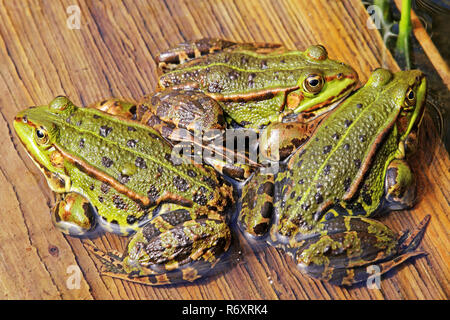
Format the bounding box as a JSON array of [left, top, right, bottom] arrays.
[[208, 85, 300, 102]]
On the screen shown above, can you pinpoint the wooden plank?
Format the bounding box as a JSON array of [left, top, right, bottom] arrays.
[[0, 0, 448, 299]]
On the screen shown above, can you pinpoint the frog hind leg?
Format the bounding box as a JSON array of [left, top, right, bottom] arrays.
[[156, 38, 239, 73], [85, 208, 232, 286], [89, 91, 258, 182], [52, 192, 96, 236], [295, 215, 430, 286], [384, 159, 416, 211], [238, 171, 275, 238], [85, 241, 223, 286], [83, 240, 191, 286], [156, 38, 284, 73], [87, 98, 137, 120]]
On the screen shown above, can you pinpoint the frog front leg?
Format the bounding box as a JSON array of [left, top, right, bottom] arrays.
[[84, 206, 231, 286], [384, 159, 416, 210], [52, 192, 96, 236], [239, 172, 275, 238], [294, 215, 430, 286]]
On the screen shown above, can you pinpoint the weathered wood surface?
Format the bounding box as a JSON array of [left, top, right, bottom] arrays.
[[0, 0, 448, 300]]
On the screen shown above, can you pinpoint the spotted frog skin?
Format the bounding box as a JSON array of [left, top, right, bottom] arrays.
[[156, 38, 358, 129], [239, 69, 429, 285], [14, 96, 235, 285]]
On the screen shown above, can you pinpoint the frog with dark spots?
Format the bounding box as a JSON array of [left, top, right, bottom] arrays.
[[156, 38, 357, 129], [14, 96, 234, 285], [239, 69, 430, 285]]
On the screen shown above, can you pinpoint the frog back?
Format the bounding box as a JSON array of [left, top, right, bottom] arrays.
[[159, 46, 351, 98]]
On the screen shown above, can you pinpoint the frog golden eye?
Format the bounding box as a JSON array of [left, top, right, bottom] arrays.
[[35, 127, 49, 145], [405, 88, 416, 107], [303, 74, 324, 94]]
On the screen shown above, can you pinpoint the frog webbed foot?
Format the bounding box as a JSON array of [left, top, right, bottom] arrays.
[[294, 215, 430, 286], [52, 193, 96, 236], [83, 240, 126, 275], [239, 172, 275, 238]]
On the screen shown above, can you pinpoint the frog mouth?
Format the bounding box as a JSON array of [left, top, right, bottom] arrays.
[[294, 90, 353, 123]]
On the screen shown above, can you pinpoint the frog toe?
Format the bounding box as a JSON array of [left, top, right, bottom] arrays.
[[298, 249, 426, 286], [84, 243, 163, 286], [83, 239, 126, 276], [99, 264, 207, 286]]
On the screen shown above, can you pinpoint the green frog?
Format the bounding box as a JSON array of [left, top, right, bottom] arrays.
[[13, 96, 235, 285], [156, 38, 358, 130], [239, 68, 430, 285]]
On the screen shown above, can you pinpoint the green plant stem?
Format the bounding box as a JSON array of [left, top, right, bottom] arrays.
[[396, 0, 412, 69]]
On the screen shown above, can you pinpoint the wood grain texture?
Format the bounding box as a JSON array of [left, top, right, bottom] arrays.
[[0, 0, 448, 300]]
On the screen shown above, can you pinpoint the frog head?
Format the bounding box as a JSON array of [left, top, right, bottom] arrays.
[[14, 96, 76, 193], [367, 68, 427, 157], [394, 70, 427, 154], [286, 45, 359, 116]]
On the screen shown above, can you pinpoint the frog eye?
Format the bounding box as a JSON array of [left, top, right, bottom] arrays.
[[35, 127, 49, 145], [303, 74, 324, 94], [405, 87, 416, 107]]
